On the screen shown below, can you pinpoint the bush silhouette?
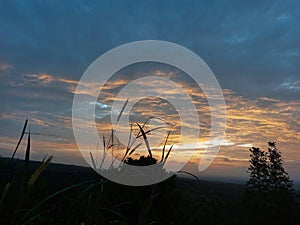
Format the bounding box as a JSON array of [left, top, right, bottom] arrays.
[[124, 155, 157, 166]]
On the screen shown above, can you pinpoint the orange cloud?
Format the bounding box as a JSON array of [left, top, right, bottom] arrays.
[[25, 73, 54, 84], [1, 69, 299, 178]]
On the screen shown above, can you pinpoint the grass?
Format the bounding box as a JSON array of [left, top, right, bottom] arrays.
[[0, 115, 198, 225], [0, 119, 56, 224], [1, 154, 300, 225], [92, 99, 175, 170], [0, 113, 176, 224], [1, 115, 300, 225]]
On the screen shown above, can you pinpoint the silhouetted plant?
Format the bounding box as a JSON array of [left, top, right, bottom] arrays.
[[0, 119, 55, 225]]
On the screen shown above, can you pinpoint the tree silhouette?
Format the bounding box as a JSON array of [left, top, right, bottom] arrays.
[[246, 147, 269, 191], [246, 142, 293, 192], [243, 142, 295, 225], [267, 142, 293, 192]]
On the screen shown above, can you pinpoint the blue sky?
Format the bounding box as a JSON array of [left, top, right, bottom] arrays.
[[0, 0, 299, 181], [1, 0, 300, 95], [1, 0, 299, 99]]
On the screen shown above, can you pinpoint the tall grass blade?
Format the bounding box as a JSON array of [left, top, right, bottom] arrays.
[[100, 136, 106, 169], [177, 170, 201, 184], [136, 126, 164, 138], [90, 152, 96, 169], [96, 140, 99, 164], [9, 119, 28, 163], [121, 123, 133, 162], [20, 213, 41, 225], [128, 117, 154, 150], [136, 123, 152, 159], [109, 154, 118, 170], [102, 135, 106, 150], [161, 131, 170, 162], [128, 143, 142, 155], [111, 130, 114, 150], [25, 128, 31, 167], [116, 98, 129, 122], [137, 188, 157, 225], [163, 144, 174, 164], [0, 182, 10, 208], [136, 116, 154, 136], [17, 179, 101, 225], [107, 129, 114, 149], [107, 144, 115, 149], [28, 156, 53, 187], [41, 153, 49, 163], [126, 123, 133, 148]]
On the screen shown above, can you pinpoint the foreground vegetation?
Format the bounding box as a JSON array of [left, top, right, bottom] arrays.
[[1, 120, 299, 224], [1, 156, 300, 225]]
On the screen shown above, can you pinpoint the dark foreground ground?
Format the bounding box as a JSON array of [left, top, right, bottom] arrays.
[[1, 158, 300, 225]]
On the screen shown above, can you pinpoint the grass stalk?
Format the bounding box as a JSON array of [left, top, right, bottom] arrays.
[[161, 131, 170, 162], [25, 127, 30, 168], [9, 119, 28, 164], [136, 123, 152, 159]]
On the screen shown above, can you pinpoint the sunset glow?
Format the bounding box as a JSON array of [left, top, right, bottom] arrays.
[[1, 0, 299, 183]]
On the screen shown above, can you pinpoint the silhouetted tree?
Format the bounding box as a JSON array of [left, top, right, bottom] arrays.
[[267, 142, 293, 192], [243, 142, 295, 225], [246, 147, 269, 191], [246, 142, 293, 192]]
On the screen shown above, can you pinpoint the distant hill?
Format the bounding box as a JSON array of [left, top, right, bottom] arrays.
[[1, 157, 299, 203]]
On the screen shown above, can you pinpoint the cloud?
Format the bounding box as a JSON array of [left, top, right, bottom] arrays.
[[0, 0, 300, 180], [0, 0, 299, 100], [25, 73, 54, 85], [258, 97, 280, 102], [238, 143, 253, 148], [9, 73, 78, 89], [279, 80, 300, 91], [90, 101, 109, 109], [169, 139, 234, 151], [0, 61, 13, 71]]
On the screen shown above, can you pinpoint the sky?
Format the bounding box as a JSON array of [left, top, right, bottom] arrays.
[[0, 0, 299, 182]]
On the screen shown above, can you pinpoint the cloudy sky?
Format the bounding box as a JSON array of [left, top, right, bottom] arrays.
[[0, 0, 299, 182]]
